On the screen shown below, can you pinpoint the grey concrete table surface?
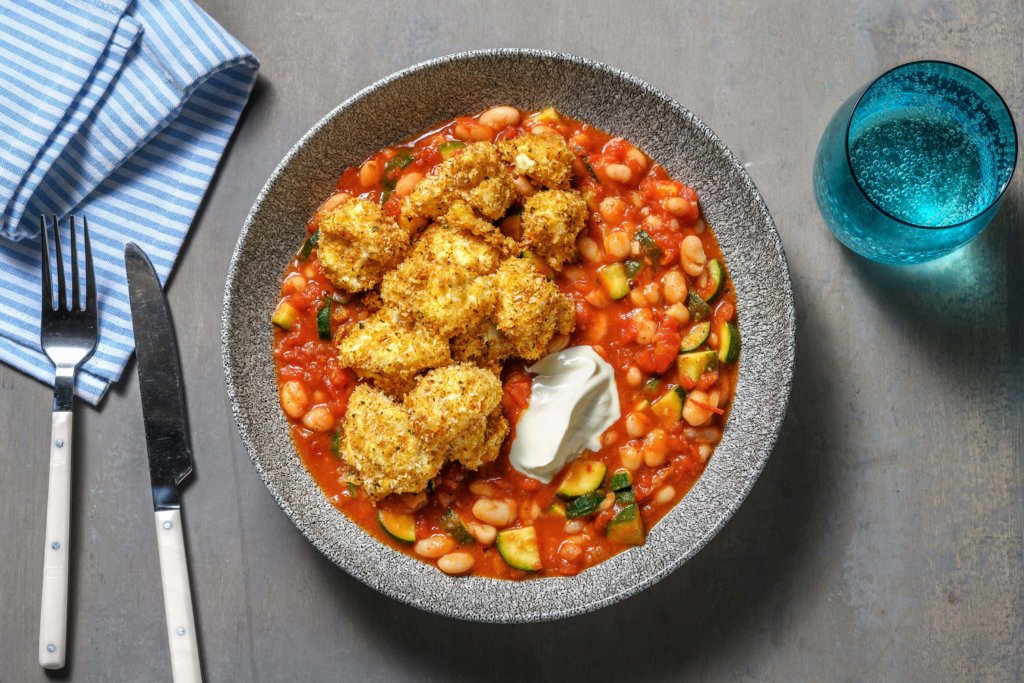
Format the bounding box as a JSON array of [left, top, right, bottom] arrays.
[[1, 1, 1021, 681]]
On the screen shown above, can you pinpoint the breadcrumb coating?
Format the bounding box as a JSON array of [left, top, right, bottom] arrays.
[[446, 408, 509, 471], [337, 308, 451, 396], [438, 201, 515, 253], [338, 384, 445, 500], [318, 198, 410, 292], [450, 316, 514, 370], [520, 189, 588, 270], [492, 257, 576, 360], [400, 142, 515, 221], [380, 223, 502, 338], [497, 133, 576, 189], [404, 363, 503, 443]]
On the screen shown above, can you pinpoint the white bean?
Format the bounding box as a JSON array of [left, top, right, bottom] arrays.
[[472, 498, 516, 527], [654, 485, 677, 505], [479, 105, 521, 129], [467, 522, 497, 545], [359, 160, 382, 188], [414, 535, 455, 559], [625, 412, 649, 438], [437, 552, 475, 574], [680, 235, 707, 277], [683, 389, 717, 427], [301, 405, 335, 432], [395, 171, 423, 197], [578, 236, 601, 262], [664, 196, 691, 217], [279, 381, 309, 419], [605, 163, 633, 183]]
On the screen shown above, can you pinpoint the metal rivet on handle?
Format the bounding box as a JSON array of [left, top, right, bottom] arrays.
[[176, 627, 185, 636], [47, 644, 56, 653], [51, 541, 61, 550], [163, 521, 172, 530], [55, 439, 64, 448]]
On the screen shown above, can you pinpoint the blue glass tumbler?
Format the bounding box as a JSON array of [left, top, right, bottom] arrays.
[[814, 61, 1017, 264]]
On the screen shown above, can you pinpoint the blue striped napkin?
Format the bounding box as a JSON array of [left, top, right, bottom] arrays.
[[0, 0, 258, 404]]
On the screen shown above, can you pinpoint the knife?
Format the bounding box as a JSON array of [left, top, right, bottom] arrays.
[[125, 243, 203, 683]]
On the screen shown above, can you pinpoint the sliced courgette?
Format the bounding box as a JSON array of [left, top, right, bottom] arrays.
[[606, 504, 645, 545], [496, 526, 542, 571], [651, 385, 686, 423], [316, 302, 332, 340], [297, 229, 319, 260], [548, 501, 567, 517], [717, 321, 741, 364], [687, 289, 711, 322], [440, 508, 474, 544], [679, 321, 711, 352], [438, 140, 464, 159], [702, 260, 725, 301], [608, 470, 632, 492], [377, 509, 416, 544], [271, 301, 299, 330], [557, 459, 607, 498], [677, 350, 718, 384], [634, 228, 663, 261], [615, 487, 636, 505], [598, 263, 630, 300], [624, 258, 644, 278], [642, 376, 661, 393], [384, 149, 415, 173], [566, 491, 606, 518]]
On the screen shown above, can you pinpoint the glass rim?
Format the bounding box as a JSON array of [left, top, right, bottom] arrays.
[[843, 59, 1018, 231]]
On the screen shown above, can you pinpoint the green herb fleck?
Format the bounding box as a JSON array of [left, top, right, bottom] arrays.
[[298, 229, 319, 260]]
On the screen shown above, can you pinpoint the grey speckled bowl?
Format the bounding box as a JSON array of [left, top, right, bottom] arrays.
[[223, 49, 795, 623]]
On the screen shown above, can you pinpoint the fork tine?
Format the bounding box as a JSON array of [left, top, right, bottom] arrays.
[[52, 214, 66, 311], [83, 216, 96, 314], [69, 215, 80, 311], [40, 215, 52, 311]]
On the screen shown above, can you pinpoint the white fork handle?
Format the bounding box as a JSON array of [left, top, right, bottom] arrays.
[[39, 411, 72, 669], [154, 509, 202, 683]]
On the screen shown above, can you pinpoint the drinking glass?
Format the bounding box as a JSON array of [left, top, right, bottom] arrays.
[[814, 61, 1017, 264]]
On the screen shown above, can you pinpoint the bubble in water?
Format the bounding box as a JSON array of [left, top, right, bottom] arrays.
[[849, 108, 993, 226]]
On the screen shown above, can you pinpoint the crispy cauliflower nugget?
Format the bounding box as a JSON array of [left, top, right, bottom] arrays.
[[401, 142, 515, 221], [498, 133, 576, 189], [447, 409, 509, 471], [439, 201, 514, 252], [450, 317, 514, 370], [521, 189, 588, 269], [339, 384, 445, 500], [405, 364, 503, 443], [337, 308, 450, 396], [380, 223, 501, 338], [318, 198, 410, 292], [492, 257, 576, 360]]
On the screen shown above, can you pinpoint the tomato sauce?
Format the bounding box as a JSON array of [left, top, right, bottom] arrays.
[[272, 107, 739, 579]]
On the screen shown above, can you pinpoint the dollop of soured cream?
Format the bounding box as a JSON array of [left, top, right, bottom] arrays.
[[508, 346, 621, 483]]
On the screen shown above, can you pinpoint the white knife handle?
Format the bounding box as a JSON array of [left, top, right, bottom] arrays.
[[154, 509, 203, 683], [39, 411, 72, 669]]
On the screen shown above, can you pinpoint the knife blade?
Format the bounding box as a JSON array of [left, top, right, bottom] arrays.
[[125, 242, 193, 510], [125, 242, 203, 683]]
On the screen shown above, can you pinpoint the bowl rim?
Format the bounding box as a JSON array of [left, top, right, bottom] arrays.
[[222, 47, 796, 622]]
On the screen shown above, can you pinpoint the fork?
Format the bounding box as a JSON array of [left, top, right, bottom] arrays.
[[37, 215, 97, 670]]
